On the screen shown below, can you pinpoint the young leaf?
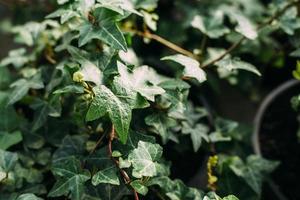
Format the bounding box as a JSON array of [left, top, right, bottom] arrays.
[[86, 85, 131, 143], [130, 180, 148, 195], [92, 166, 120, 186], [128, 141, 163, 178], [162, 54, 207, 83]]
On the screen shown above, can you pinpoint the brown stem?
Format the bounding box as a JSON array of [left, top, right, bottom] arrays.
[[89, 132, 106, 155], [125, 29, 198, 59], [108, 125, 139, 200]]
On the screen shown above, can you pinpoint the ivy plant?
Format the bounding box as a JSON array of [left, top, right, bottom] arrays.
[[1, 0, 300, 200]]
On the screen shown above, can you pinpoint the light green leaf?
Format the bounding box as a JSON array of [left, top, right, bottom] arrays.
[[0, 131, 22, 150], [17, 193, 43, 200], [0, 48, 30, 68], [182, 122, 209, 152], [278, 7, 300, 35], [223, 195, 239, 200], [224, 8, 257, 39], [191, 12, 230, 38], [68, 47, 103, 85], [53, 85, 84, 94], [216, 58, 261, 76], [92, 166, 120, 186], [96, 0, 141, 16], [57, 0, 69, 5], [162, 54, 206, 83], [7, 73, 44, 105], [128, 141, 162, 178], [130, 180, 148, 195], [0, 149, 18, 172], [86, 85, 131, 144], [78, 8, 127, 51], [115, 62, 165, 102], [145, 113, 177, 144]]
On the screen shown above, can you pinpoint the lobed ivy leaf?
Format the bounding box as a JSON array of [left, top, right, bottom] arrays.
[[0, 149, 18, 172], [114, 61, 165, 102], [92, 166, 120, 186], [162, 54, 207, 83], [216, 57, 261, 76], [226, 155, 279, 195], [49, 157, 91, 200], [78, 7, 127, 51], [148, 176, 202, 200], [145, 113, 177, 144], [7, 73, 44, 105], [191, 12, 230, 39], [86, 85, 131, 144], [182, 122, 210, 152], [128, 141, 163, 178]]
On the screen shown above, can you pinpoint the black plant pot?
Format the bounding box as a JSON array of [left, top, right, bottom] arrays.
[[252, 79, 300, 200]]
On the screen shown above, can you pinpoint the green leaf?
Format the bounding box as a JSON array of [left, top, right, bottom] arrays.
[[182, 122, 209, 152], [145, 113, 177, 144], [53, 85, 84, 94], [68, 47, 103, 85], [0, 131, 22, 150], [290, 48, 300, 57], [128, 141, 162, 178], [57, 0, 69, 5], [216, 58, 261, 76], [114, 61, 165, 102], [148, 176, 202, 200], [92, 166, 120, 186], [191, 12, 230, 38], [30, 96, 61, 132], [223, 195, 239, 200], [0, 48, 30, 68], [96, 0, 141, 16], [86, 85, 131, 144], [0, 149, 18, 172], [130, 180, 148, 195], [162, 54, 206, 83], [228, 155, 279, 194], [78, 8, 127, 51], [7, 73, 44, 105], [16, 193, 43, 200], [224, 9, 257, 39], [278, 7, 300, 35], [49, 157, 90, 200]]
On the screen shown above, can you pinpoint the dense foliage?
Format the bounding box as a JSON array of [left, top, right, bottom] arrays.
[[1, 0, 300, 199]]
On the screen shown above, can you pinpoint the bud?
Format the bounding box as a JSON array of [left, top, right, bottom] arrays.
[[73, 71, 84, 82]]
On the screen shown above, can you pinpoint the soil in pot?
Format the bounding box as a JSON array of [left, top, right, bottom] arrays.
[[258, 85, 300, 200]]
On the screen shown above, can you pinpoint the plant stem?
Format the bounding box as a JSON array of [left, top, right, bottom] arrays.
[[108, 125, 139, 200], [89, 131, 106, 155], [125, 29, 198, 59]]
